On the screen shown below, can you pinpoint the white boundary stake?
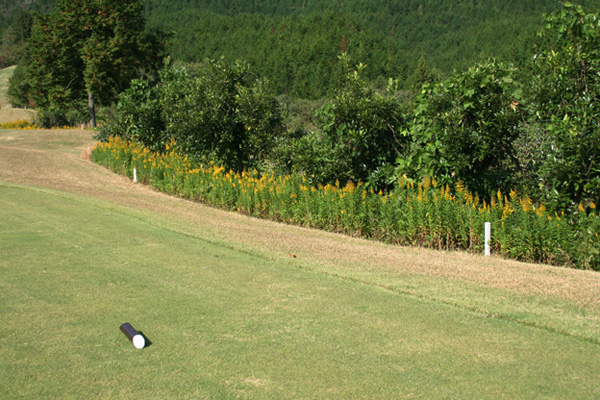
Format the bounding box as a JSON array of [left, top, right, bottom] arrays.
[[133, 168, 137, 183], [484, 222, 491, 257]]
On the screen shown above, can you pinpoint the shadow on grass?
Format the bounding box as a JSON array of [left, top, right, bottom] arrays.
[[138, 331, 153, 349]]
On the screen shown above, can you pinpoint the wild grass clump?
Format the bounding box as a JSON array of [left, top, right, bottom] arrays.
[[92, 137, 600, 269]]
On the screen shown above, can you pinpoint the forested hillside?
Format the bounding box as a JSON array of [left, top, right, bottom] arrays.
[[144, 0, 588, 97], [4, 1, 600, 97], [0, 0, 51, 22], [145, 0, 600, 97]]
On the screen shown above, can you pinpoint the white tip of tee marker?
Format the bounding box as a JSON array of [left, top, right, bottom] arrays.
[[132, 334, 145, 349], [120, 323, 146, 349]]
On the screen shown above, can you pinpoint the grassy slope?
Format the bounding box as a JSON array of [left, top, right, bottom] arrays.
[[1, 129, 600, 399], [0, 66, 35, 123]]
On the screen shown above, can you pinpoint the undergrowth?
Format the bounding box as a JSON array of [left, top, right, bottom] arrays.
[[91, 136, 600, 270]]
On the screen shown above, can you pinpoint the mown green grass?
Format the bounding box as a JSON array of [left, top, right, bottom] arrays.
[[1, 182, 599, 399]]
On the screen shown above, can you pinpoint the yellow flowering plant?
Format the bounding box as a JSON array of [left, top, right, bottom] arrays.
[[91, 136, 600, 270]]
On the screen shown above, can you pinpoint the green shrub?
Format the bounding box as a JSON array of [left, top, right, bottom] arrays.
[[282, 57, 407, 189], [101, 59, 285, 171], [528, 2, 600, 209], [398, 59, 523, 198], [35, 107, 87, 128]]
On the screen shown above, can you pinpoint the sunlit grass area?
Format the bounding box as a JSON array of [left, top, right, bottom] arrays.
[[1, 130, 599, 399], [1, 184, 599, 399]]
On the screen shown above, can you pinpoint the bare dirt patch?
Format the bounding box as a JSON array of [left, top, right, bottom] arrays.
[[2, 129, 600, 315]]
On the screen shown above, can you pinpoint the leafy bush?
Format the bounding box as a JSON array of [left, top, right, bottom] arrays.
[[98, 78, 166, 149], [398, 59, 523, 197], [280, 57, 406, 189], [35, 107, 87, 129], [101, 59, 285, 171], [7, 63, 31, 108], [527, 2, 600, 209]]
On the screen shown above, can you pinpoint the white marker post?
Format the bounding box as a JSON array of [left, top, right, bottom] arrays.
[[120, 323, 145, 349], [484, 222, 491, 257], [133, 168, 137, 183]]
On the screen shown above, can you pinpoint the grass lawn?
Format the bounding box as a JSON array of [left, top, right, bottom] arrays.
[[1, 130, 600, 399]]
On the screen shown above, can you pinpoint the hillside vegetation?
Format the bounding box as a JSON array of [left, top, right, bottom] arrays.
[[4, 1, 600, 96], [144, 0, 600, 97], [2, 1, 600, 269]]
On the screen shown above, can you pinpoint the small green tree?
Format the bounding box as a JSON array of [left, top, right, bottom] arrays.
[[399, 60, 523, 197], [7, 63, 32, 108], [529, 2, 600, 208], [0, 10, 33, 68], [289, 55, 406, 188], [99, 77, 166, 150], [410, 55, 438, 94], [103, 60, 285, 171], [159, 60, 285, 171]]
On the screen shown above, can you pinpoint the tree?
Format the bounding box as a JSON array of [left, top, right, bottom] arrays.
[[410, 55, 438, 94], [159, 60, 285, 171], [529, 2, 600, 208], [284, 55, 406, 188], [7, 63, 32, 108], [399, 60, 523, 197], [102, 60, 285, 171], [0, 10, 33, 68], [20, 0, 164, 127]]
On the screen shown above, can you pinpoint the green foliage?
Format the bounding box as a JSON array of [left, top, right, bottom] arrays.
[[160, 60, 284, 170], [6, 1, 600, 100], [6, 63, 30, 108], [0, 10, 33, 68], [103, 60, 285, 171], [8, 0, 600, 235], [11, 0, 163, 125], [410, 55, 439, 94], [528, 2, 600, 208], [143, 0, 578, 98], [98, 77, 166, 150], [279, 57, 406, 188], [35, 107, 87, 128], [399, 60, 524, 197]]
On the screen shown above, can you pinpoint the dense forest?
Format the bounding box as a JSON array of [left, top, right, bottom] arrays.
[[3, 0, 600, 96], [142, 0, 569, 97]]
